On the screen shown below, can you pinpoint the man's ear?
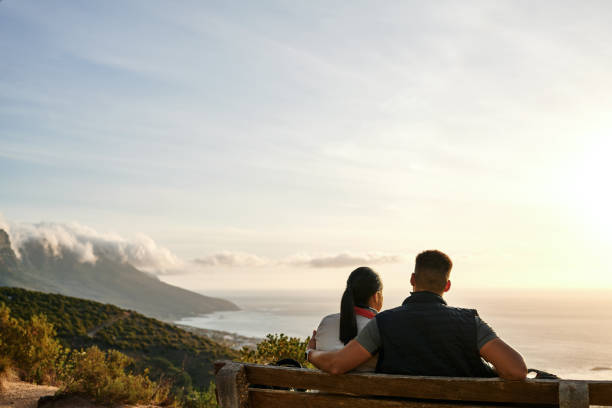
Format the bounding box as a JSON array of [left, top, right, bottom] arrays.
[[444, 280, 451, 292], [410, 273, 416, 287]]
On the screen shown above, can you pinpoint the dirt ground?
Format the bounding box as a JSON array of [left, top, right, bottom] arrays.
[[0, 381, 57, 408], [0, 381, 162, 408]]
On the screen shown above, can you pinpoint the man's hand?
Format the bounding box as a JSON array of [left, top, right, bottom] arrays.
[[480, 338, 527, 380], [309, 339, 372, 374]]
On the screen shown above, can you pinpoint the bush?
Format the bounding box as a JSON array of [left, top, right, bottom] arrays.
[[0, 289, 238, 390], [0, 303, 63, 383], [181, 381, 218, 408], [60, 346, 171, 406], [239, 333, 310, 366], [0, 355, 16, 392]]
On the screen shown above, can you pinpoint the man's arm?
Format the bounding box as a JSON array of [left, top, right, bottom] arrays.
[[307, 318, 381, 374], [480, 338, 527, 380], [308, 339, 372, 374]]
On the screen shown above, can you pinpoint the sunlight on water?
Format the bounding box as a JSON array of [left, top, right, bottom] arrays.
[[176, 288, 612, 380]]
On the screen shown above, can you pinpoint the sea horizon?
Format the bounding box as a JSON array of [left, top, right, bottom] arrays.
[[176, 287, 612, 381]]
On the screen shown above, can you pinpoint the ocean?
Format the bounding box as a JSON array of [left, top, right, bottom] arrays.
[[175, 288, 612, 380]]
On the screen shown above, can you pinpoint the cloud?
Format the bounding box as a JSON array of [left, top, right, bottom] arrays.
[[1, 217, 402, 274], [287, 252, 403, 268], [193, 252, 271, 268], [0, 212, 20, 256], [4, 220, 184, 274], [192, 251, 403, 269], [0, 213, 8, 232]]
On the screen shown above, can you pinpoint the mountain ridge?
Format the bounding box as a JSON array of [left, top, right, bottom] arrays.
[[0, 228, 238, 320]]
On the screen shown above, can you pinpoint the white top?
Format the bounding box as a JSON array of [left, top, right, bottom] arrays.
[[315, 312, 378, 372]]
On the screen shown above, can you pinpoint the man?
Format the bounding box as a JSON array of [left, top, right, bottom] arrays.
[[306, 250, 527, 380]]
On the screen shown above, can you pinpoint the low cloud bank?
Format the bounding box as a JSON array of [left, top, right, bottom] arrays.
[[3, 219, 184, 274], [193, 252, 270, 268], [0, 214, 403, 274], [287, 252, 402, 268], [193, 251, 403, 268]]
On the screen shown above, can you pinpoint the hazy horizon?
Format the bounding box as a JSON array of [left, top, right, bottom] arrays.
[[2, 1, 612, 291], [176, 288, 612, 380]]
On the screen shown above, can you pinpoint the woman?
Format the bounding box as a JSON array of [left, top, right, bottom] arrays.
[[314, 266, 382, 372]]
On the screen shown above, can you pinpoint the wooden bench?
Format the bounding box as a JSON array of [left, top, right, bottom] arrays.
[[214, 361, 612, 408]]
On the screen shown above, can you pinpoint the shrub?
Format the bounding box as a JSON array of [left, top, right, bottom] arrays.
[[0, 303, 63, 383], [0, 289, 238, 390], [0, 355, 16, 392], [20, 314, 64, 383], [60, 346, 171, 406], [181, 381, 218, 408], [0, 302, 19, 350], [239, 333, 310, 366]]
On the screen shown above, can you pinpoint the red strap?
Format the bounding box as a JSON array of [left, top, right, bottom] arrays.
[[354, 306, 376, 319]]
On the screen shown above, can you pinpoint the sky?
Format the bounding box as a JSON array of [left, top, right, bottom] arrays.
[[1, 1, 612, 292]]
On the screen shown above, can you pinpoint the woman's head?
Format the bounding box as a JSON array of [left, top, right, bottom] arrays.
[[339, 266, 383, 344]]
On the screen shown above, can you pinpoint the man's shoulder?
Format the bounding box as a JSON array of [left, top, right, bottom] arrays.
[[446, 305, 479, 315], [375, 305, 407, 319], [376, 304, 479, 318]]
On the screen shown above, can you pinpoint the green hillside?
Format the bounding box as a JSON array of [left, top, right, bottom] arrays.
[[0, 287, 237, 388]]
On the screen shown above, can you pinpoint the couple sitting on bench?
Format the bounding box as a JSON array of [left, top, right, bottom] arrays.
[[307, 250, 528, 380]]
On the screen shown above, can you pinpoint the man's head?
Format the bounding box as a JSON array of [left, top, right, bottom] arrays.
[[410, 250, 452, 295]]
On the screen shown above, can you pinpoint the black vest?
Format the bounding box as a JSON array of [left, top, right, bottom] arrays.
[[375, 291, 496, 377]]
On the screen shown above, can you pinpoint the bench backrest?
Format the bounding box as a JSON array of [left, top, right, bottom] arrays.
[[214, 361, 612, 408]]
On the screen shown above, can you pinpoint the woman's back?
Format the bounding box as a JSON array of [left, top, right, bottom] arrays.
[[315, 311, 378, 372]]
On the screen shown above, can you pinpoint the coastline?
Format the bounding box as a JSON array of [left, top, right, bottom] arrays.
[[175, 323, 261, 350]]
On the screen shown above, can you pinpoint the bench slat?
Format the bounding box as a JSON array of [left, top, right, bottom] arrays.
[[591, 382, 612, 406], [249, 389, 515, 408], [246, 364, 559, 404]]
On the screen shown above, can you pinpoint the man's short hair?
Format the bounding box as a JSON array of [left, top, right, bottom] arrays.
[[414, 250, 453, 293]]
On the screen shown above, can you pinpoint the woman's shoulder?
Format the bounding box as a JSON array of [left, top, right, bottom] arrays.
[[317, 313, 373, 330], [317, 312, 340, 327], [315, 313, 342, 351], [320, 312, 340, 321]]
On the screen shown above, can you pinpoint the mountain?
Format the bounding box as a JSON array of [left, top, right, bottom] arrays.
[[0, 287, 238, 388], [0, 229, 238, 320]]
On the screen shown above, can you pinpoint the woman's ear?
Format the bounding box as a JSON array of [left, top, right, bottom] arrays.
[[369, 291, 383, 311], [376, 291, 383, 310]]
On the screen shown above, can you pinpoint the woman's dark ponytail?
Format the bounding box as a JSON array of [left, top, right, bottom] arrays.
[[339, 266, 382, 345], [339, 285, 357, 344]]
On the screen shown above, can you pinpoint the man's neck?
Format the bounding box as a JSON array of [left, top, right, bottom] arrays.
[[412, 288, 445, 297]]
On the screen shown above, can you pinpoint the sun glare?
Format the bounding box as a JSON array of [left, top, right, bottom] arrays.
[[568, 136, 612, 242]]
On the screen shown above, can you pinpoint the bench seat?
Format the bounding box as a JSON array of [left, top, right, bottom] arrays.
[[215, 361, 612, 408]]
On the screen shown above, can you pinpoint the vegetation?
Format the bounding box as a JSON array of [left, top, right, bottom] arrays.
[[0, 355, 15, 392], [180, 382, 218, 408], [0, 287, 314, 407], [0, 303, 168, 405], [0, 303, 63, 383], [59, 346, 171, 405], [0, 287, 237, 390], [239, 333, 311, 366]]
